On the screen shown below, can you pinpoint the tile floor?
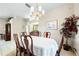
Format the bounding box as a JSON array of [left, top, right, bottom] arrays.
[[60, 48, 76, 56], [6, 48, 76, 56]]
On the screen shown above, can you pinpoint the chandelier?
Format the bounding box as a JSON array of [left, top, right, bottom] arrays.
[[28, 4, 45, 21]]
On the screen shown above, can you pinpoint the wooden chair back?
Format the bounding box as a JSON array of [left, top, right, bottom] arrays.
[[30, 31, 40, 36], [13, 34, 20, 49], [20, 32, 26, 50], [44, 32, 51, 38], [24, 35, 34, 56], [13, 34, 21, 55], [13, 34, 25, 56]]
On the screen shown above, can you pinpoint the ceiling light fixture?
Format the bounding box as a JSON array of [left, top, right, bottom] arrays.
[[28, 4, 45, 21]]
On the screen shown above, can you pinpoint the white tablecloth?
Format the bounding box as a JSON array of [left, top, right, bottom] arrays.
[[19, 36, 58, 56], [0, 36, 58, 56], [32, 36, 58, 56]]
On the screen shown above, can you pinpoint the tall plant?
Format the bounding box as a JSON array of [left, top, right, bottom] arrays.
[[60, 15, 79, 46]]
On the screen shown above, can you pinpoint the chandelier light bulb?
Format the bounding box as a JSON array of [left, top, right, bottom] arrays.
[[42, 10, 45, 15], [30, 6, 34, 12], [28, 4, 45, 21], [38, 6, 42, 11]]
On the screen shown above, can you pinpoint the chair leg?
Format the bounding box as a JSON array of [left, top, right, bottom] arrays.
[[55, 51, 60, 56], [20, 51, 24, 56], [16, 50, 18, 56], [20, 52, 21, 56]]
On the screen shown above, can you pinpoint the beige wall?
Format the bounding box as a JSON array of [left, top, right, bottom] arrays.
[[9, 3, 79, 55], [0, 19, 7, 34], [38, 4, 74, 44], [38, 3, 79, 55], [72, 4, 79, 55], [10, 17, 27, 40]]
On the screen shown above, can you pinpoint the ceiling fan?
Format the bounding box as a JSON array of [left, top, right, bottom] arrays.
[[25, 3, 31, 8]]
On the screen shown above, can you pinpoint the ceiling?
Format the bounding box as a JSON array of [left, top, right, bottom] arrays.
[[0, 3, 69, 19]]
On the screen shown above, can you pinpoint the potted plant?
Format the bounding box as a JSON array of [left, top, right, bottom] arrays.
[[60, 15, 79, 51]]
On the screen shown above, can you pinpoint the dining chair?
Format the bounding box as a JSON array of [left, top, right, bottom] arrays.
[[23, 35, 34, 56], [44, 32, 51, 38], [13, 34, 25, 56], [55, 36, 64, 56], [30, 30, 40, 36]]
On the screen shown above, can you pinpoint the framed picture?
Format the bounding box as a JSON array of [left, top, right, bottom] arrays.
[[47, 20, 58, 30]]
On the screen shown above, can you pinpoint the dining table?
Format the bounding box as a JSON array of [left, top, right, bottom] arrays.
[[19, 36, 58, 56]]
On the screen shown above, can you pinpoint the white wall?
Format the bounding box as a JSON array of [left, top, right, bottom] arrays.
[[0, 19, 7, 34], [10, 17, 27, 40], [38, 4, 74, 44]]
